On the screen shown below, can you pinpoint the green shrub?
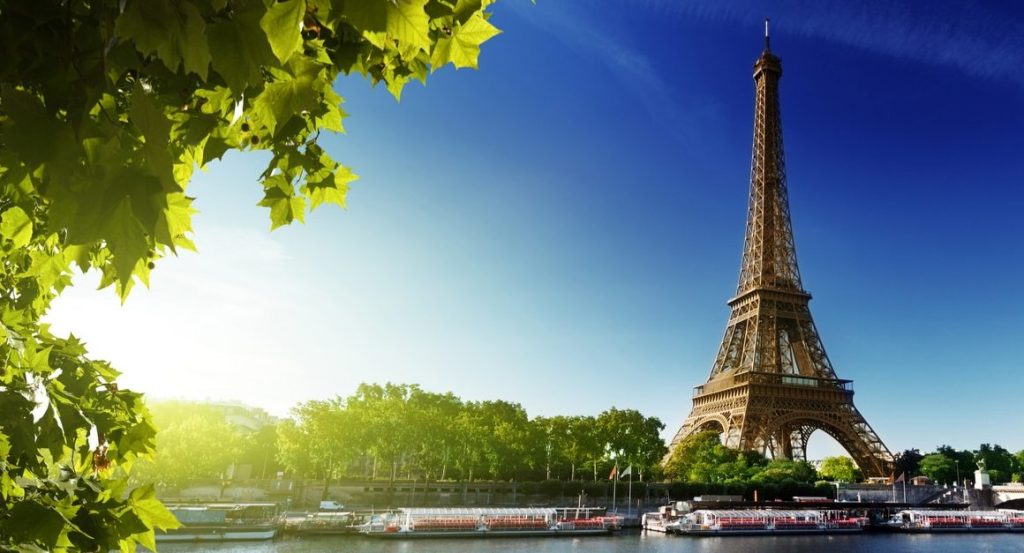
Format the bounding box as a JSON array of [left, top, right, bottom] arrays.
[[537, 480, 563, 498]]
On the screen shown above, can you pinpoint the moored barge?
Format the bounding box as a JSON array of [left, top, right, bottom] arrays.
[[642, 504, 684, 533], [158, 503, 279, 542], [886, 509, 1024, 532], [361, 507, 616, 538], [663, 509, 866, 535]]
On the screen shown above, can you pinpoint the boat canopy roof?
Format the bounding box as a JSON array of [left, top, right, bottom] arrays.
[[167, 502, 277, 510], [899, 510, 1008, 518], [400, 507, 557, 517], [694, 509, 821, 519]]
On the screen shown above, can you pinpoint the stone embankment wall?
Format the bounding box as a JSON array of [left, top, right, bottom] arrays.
[[160, 479, 673, 511], [161, 479, 1008, 510]]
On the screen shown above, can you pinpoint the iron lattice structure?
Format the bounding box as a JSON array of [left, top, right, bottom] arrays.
[[667, 36, 894, 477]]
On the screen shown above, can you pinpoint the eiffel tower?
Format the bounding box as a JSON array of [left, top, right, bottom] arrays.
[[666, 23, 894, 477]]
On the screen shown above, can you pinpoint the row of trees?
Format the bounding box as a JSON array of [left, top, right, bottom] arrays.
[[135, 384, 668, 489], [663, 431, 821, 485], [894, 445, 1024, 485], [138, 394, 1024, 492], [132, 401, 279, 488], [276, 383, 668, 488], [666, 432, 1024, 487]]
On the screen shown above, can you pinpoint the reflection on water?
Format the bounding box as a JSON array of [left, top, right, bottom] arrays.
[[155, 530, 1024, 553]]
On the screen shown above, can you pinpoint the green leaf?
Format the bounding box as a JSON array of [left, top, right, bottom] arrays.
[[343, 0, 430, 58], [387, 0, 432, 58], [129, 484, 181, 531], [261, 0, 306, 64], [0, 430, 10, 460], [318, 166, 356, 209], [1, 207, 33, 248], [340, 1, 386, 34], [252, 58, 325, 134], [115, 0, 211, 78], [259, 175, 306, 229], [316, 89, 347, 133], [208, 0, 276, 94], [196, 86, 236, 118], [431, 12, 501, 70], [130, 85, 177, 191], [453, 0, 484, 23], [114, 0, 177, 63], [181, 1, 213, 79], [0, 502, 67, 549], [0, 88, 76, 171], [154, 193, 198, 253], [104, 198, 150, 296]]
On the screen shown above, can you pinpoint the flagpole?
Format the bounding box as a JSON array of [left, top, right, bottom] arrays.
[[612, 464, 617, 514], [627, 468, 633, 518]]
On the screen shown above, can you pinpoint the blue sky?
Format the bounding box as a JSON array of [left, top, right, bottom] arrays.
[[49, 0, 1024, 459]]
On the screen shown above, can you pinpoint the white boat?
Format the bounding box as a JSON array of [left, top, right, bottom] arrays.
[[282, 511, 363, 535], [361, 507, 615, 538], [642, 504, 685, 533], [886, 509, 1024, 532], [642, 512, 683, 534], [157, 503, 279, 542], [674, 509, 866, 535]]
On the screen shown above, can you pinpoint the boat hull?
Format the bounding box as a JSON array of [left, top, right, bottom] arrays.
[[898, 526, 1018, 533], [156, 526, 277, 542], [367, 528, 612, 539], [677, 525, 864, 536], [643, 523, 680, 534]]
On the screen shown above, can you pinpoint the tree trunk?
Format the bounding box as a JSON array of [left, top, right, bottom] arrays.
[[571, 463, 576, 481], [321, 455, 333, 499]]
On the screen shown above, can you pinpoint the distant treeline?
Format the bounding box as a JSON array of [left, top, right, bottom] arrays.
[[276, 383, 667, 486], [136, 383, 666, 488], [134, 383, 1024, 493]]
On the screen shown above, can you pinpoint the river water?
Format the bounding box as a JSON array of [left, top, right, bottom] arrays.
[[158, 531, 1024, 553]]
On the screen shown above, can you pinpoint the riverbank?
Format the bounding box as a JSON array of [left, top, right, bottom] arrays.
[[153, 530, 1024, 553]]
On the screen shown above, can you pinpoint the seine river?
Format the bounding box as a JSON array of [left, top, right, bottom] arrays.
[[158, 531, 1024, 553]]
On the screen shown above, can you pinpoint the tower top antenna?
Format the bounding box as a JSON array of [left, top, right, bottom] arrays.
[[764, 18, 770, 50]]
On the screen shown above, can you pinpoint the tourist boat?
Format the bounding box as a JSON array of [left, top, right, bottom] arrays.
[[642, 504, 684, 533], [360, 507, 616, 538], [157, 503, 279, 542], [887, 509, 1024, 532], [1006, 510, 1024, 529], [282, 510, 365, 535], [674, 509, 867, 536]]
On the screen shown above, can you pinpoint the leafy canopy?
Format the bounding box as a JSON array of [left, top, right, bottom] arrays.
[[269, 383, 670, 485], [817, 456, 861, 483], [0, 0, 502, 550]]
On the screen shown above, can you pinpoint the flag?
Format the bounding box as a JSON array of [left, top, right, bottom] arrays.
[[608, 464, 618, 480], [895, 472, 905, 483], [620, 465, 633, 478]]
